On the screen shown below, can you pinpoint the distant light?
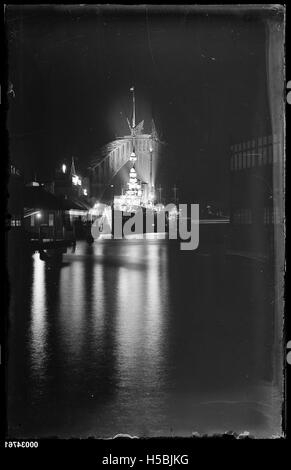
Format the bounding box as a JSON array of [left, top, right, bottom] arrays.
[[72, 175, 78, 185], [83, 188, 88, 196], [77, 177, 82, 186], [110, 184, 114, 188], [36, 212, 42, 219], [62, 164, 67, 174]]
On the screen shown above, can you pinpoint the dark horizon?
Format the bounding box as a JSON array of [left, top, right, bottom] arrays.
[[7, 5, 272, 206]]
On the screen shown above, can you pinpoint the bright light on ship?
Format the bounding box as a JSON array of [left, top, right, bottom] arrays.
[[130, 151, 137, 162], [72, 175, 82, 186]]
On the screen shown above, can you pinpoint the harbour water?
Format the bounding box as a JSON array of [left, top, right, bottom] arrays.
[[7, 239, 281, 438]]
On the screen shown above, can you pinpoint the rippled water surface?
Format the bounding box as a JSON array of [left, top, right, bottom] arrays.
[[7, 240, 280, 437]]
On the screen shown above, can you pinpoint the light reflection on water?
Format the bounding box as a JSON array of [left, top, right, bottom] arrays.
[[8, 240, 280, 438], [114, 244, 168, 432], [59, 260, 86, 360], [30, 254, 48, 382]]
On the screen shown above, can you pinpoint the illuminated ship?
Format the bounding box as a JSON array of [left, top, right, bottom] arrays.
[[112, 86, 158, 212], [89, 87, 160, 208], [89, 87, 165, 236]]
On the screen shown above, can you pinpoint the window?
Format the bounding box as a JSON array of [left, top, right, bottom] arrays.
[[262, 147, 267, 165], [274, 206, 280, 224], [258, 151, 263, 166], [11, 215, 22, 227], [234, 208, 252, 224], [49, 213, 54, 226], [252, 152, 257, 167], [264, 207, 273, 224], [243, 152, 247, 168]]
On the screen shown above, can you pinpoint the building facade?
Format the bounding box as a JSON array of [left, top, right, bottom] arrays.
[[230, 133, 283, 256]]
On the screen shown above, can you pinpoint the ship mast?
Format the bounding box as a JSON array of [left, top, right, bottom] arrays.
[[130, 86, 136, 131], [126, 86, 140, 202]]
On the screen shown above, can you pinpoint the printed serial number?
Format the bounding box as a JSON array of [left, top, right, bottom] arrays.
[[5, 441, 38, 448]]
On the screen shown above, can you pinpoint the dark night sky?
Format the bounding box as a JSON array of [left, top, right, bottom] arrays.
[[6, 5, 272, 207]]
